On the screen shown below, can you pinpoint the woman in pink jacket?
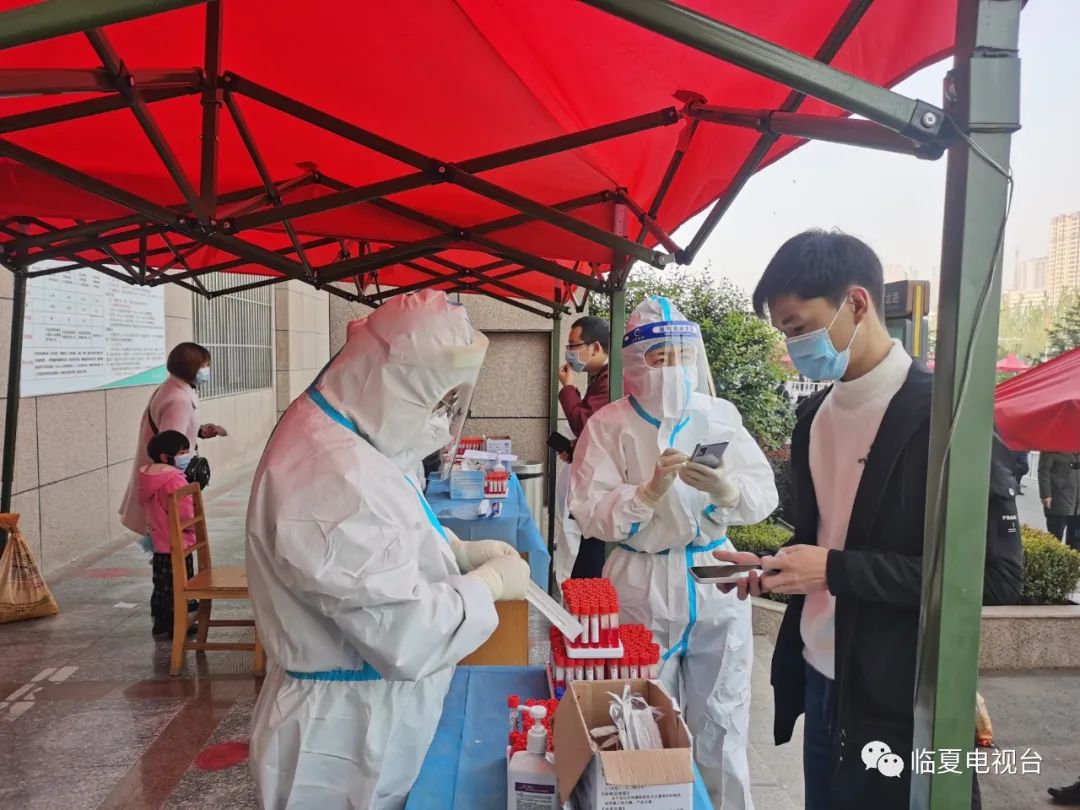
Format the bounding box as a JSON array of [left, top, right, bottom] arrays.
[[119, 342, 227, 536]]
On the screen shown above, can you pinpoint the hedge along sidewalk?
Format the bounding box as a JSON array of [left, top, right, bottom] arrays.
[[730, 521, 1080, 670], [727, 522, 1080, 607]]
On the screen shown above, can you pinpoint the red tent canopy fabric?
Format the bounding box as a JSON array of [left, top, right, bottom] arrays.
[[0, 0, 960, 302], [996, 353, 1029, 373], [994, 348, 1080, 453]]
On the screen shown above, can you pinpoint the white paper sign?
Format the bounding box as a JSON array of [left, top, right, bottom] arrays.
[[21, 262, 167, 397]]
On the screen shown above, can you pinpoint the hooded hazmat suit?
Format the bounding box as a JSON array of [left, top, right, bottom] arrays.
[[246, 291, 502, 809], [569, 296, 777, 810]]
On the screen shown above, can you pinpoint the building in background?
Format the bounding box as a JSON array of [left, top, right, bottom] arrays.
[[884, 263, 910, 284], [0, 260, 585, 578], [1014, 255, 1048, 293], [0, 271, 328, 577], [1048, 211, 1080, 305]]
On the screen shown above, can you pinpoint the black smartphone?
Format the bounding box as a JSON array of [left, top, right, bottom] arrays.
[[547, 432, 573, 456], [689, 563, 761, 584], [690, 440, 729, 469]]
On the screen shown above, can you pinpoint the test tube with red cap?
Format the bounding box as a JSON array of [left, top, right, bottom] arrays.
[[589, 598, 600, 648], [508, 695, 520, 735]]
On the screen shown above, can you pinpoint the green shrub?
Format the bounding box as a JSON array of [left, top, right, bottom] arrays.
[[1021, 526, 1080, 606], [728, 522, 793, 603], [726, 523, 1080, 608]]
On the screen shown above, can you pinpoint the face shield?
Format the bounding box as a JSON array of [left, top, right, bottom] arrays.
[[622, 296, 713, 423], [431, 380, 477, 476]]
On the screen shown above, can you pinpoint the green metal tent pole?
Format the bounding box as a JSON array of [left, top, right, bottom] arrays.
[[547, 301, 563, 594], [1, 268, 26, 553], [0, 0, 207, 51], [913, 1, 1021, 808], [608, 286, 626, 401]]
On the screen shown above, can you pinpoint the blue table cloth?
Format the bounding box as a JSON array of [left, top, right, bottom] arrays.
[[425, 473, 550, 588], [406, 666, 714, 810]]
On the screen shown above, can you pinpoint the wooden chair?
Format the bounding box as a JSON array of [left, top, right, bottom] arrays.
[[167, 483, 265, 677]]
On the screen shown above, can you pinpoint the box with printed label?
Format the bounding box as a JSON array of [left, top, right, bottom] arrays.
[[486, 436, 513, 455], [553, 679, 693, 810]]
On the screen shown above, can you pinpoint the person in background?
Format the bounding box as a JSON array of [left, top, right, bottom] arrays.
[[120, 342, 227, 537], [570, 296, 777, 808], [138, 430, 199, 640], [246, 291, 529, 809], [1039, 451, 1080, 550], [1012, 450, 1030, 493], [718, 230, 1022, 810], [555, 315, 611, 581]]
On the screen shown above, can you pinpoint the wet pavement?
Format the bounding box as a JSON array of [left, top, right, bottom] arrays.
[[1, 466, 1076, 809]]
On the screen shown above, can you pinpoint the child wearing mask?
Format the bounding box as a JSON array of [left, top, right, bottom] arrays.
[[138, 430, 198, 640]]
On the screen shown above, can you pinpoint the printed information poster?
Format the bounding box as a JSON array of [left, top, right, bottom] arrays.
[[21, 262, 167, 397]]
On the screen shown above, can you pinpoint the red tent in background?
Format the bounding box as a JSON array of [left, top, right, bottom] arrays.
[[996, 353, 1029, 374], [0, 0, 961, 310], [994, 348, 1080, 453]]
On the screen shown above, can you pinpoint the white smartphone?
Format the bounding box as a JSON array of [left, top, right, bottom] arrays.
[[689, 563, 761, 585]]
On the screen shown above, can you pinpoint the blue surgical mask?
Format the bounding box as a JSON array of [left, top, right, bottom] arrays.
[[173, 454, 193, 472], [785, 299, 859, 382], [565, 348, 587, 373], [195, 367, 211, 386]]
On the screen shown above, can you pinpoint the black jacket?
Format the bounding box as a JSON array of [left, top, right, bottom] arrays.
[[770, 362, 1022, 808]]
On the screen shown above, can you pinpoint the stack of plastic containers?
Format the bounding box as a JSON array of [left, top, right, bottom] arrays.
[[546, 577, 664, 698], [561, 578, 621, 652], [549, 627, 661, 693]]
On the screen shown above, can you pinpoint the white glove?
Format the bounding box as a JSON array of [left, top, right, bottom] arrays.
[[452, 538, 517, 572], [467, 554, 531, 601], [679, 461, 740, 507], [637, 448, 688, 505]]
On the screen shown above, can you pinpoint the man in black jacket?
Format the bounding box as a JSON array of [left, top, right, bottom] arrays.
[[716, 230, 1022, 810]]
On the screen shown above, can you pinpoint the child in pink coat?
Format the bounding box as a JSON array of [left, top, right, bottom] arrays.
[[138, 430, 197, 640]]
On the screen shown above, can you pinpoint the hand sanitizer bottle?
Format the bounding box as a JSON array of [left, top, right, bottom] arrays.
[[507, 706, 558, 809]]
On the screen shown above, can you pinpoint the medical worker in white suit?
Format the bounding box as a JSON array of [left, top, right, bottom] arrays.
[[246, 290, 530, 810], [569, 296, 777, 809]]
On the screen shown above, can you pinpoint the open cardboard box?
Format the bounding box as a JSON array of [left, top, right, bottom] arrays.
[[553, 679, 694, 810]]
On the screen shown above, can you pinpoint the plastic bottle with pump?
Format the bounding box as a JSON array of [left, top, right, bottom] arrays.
[[507, 705, 558, 810]]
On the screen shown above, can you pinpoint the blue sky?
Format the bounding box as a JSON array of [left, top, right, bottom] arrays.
[[680, 0, 1080, 295]]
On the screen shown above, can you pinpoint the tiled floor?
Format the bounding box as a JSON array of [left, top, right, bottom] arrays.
[[1, 466, 1076, 809]]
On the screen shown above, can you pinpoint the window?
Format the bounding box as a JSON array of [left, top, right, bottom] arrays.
[[192, 275, 273, 399]]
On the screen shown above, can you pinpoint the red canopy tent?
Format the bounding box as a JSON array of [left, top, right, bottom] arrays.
[[995, 348, 1080, 453], [996, 352, 1029, 373], [0, 3, 1028, 801], [0, 0, 960, 316]]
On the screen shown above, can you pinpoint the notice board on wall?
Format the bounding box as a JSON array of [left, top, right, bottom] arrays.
[[20, 262, 167, 398]]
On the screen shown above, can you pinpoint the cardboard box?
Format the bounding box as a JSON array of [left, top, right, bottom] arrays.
[[449, 466, 485, 500], [486, 436, 513, 455], [553, 679, 693, 810], [459, 600, 529, 665]]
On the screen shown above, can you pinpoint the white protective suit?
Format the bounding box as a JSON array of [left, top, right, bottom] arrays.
[[246, 291, 500, 810], [553, 438, 584, 586], [569, 296, 778, 810]]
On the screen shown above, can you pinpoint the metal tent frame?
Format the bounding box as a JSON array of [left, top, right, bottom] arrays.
[[0, 2, 1021, 807]]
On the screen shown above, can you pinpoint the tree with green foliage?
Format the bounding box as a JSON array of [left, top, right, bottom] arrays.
[[997, 297, 1054, 362], [1047, 293, 1080, 358], [591, 266, 794, 449]]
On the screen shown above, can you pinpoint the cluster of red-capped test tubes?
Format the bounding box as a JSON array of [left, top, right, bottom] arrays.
[[507, 696, 558, 754], [549, 626, 661, 689], [561, 578, 620, 648]]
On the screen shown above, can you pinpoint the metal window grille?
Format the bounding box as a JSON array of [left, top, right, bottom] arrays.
[[192, 275, 273, 399]]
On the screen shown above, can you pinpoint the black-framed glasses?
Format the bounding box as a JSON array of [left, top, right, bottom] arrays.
[[565, 341, 588, 350]]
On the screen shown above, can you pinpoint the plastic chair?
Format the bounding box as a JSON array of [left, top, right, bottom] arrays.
[[167, 483, 264, 676]]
